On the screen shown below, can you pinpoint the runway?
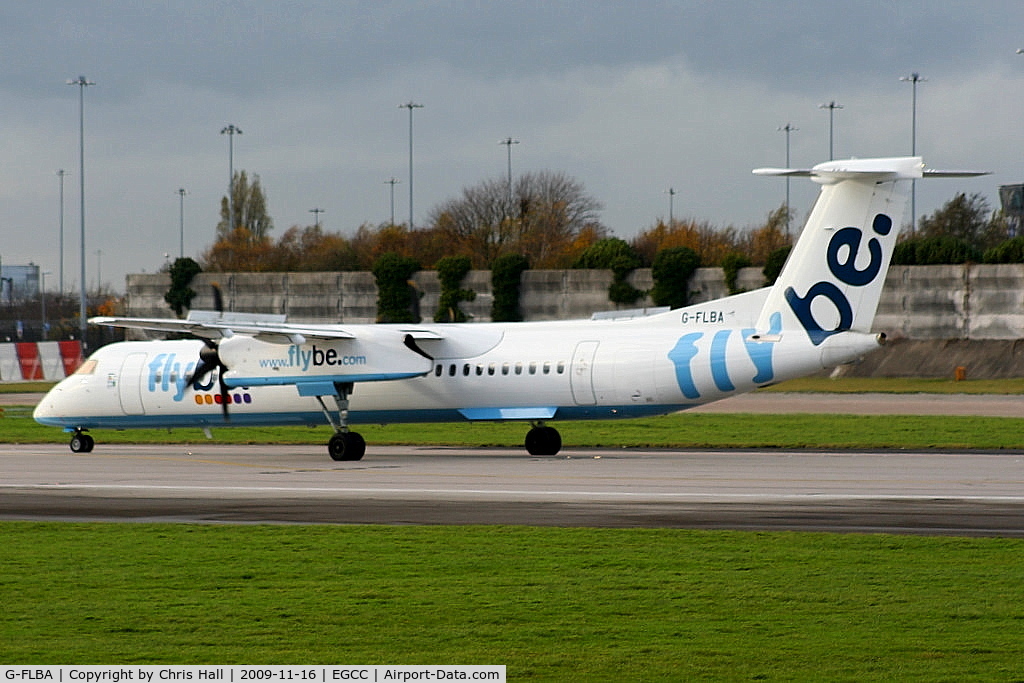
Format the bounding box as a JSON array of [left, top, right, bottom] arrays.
[[2, 443, 1024, 536]]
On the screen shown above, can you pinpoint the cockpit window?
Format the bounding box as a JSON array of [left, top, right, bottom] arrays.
[[73, 359, 98, 375]]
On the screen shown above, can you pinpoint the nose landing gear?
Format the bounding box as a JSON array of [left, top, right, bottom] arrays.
[[69, 429, 95, 453]]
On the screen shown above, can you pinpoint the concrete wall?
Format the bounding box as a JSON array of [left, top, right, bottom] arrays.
[[126, 263, 1024, 340]]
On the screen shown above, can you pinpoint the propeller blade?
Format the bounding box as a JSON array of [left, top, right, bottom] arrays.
[[212, 283, 224, 315], [218, 366, 231, 422], [186, 340, 220, 386]]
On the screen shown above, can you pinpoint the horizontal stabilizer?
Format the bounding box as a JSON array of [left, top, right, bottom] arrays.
[[754, 157, 989, 184]]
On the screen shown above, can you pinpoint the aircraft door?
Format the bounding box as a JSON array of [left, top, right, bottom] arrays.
[[118, 352, 147, 415], [570, 340, 599, 405]]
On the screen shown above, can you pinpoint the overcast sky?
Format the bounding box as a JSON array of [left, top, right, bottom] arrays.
[[3, 0, 1024, 293]]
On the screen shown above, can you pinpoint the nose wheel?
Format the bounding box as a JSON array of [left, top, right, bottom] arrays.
[[69, 430, 95, 453]]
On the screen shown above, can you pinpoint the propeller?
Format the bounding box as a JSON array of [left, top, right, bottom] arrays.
[[188, 339, 232, 421], [185, 284, 232, 421]]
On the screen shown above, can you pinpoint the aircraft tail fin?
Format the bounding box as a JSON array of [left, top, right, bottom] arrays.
[[752, 157, 987, 345]]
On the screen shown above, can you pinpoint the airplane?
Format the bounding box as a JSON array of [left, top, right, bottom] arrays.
[[33, 156, 986, 460]]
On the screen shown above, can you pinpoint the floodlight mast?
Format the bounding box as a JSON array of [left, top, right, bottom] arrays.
[[66, 75, 94, 349], [221, 124, 243, 233], [900, 72, 926, 235], [500, 137, 520, 203], [778, 123, 798, 237], [818, 101, 842, 161], [177, 188, 188, 259], [399, 102, 423, 229]]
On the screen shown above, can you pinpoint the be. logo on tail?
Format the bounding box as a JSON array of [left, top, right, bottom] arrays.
[[784, 213, 892, 346]]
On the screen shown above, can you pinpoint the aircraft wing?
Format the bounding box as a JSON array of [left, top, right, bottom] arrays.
[[89, 313, 444, 345]]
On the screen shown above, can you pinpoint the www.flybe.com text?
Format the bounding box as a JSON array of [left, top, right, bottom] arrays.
[[258, 345, 368, 371]]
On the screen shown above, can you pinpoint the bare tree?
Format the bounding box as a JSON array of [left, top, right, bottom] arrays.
[[427, 170, 605, 267]]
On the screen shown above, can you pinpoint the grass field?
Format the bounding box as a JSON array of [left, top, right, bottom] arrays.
[[1, 523, 1023, 679]]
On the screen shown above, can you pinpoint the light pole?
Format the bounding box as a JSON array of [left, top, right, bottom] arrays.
[[56, 168, 69, 296], [40, 271, 51, 340], [665, 187, 677, 226], [900, 73, 926, 235], [398, 101, 423, 229], [778, 123, 798, 237], [499, 137, 519, 203], [177, 188, 188, 259], [309, 207, 324, 229], [56, 169, 68, 296], [385, 177, 401, 225], [220, 124, 242, 232], [819, 101, 843, 160], [66, 75, 94, 348]]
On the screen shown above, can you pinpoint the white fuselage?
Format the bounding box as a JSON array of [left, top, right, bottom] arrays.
[[32, 288, 880, 431]]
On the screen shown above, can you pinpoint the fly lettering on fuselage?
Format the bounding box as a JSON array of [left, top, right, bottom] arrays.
[[667, 311, 782, 400], [146, 352, 214, 402], [784, 213, 892, 345]]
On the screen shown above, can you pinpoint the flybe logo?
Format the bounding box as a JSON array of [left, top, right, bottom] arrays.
[[785, 213, 892, 345]]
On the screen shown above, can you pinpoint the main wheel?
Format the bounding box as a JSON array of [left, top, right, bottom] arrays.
[[328, 432, 366, 462], [525, 426, 562, 456]]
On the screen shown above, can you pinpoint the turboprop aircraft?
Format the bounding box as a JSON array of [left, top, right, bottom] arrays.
[[34, 156, 986, 460]]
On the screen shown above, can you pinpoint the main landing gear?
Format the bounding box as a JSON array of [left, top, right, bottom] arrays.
[[69, 429, 95, 453], [314, 382, 366, 462], [525, 422, 562, 456]]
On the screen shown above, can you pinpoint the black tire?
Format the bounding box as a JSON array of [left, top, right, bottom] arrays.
[[328, 432, 366, 462], [69, 433, 94, 453], [525, 426, 562, 456]]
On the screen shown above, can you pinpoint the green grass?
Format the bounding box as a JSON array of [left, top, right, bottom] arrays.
[[5, 411, 1024, 450], [1, 523, 1022, 679]]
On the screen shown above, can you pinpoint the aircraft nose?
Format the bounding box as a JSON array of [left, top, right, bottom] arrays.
[[32, 387, 64, 424]]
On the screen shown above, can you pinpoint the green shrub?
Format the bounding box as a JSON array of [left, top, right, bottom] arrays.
[[983, 236, 1024, 263], [762, 246, 791, 286], [892, 236, 980, 265], [163, 257, 202, 317], [650, 246, 700, 309], [372, 252, 421, 323], [490, 253, 530, 322], [433, 255, 476, 323], [573, 238, 645, 305], [720, 252, 751, 295]]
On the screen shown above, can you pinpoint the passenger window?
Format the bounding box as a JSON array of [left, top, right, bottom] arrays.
[[501, 363, 510, 375], [448, 364, 457, 377], [529, 362, 537, 375], [476, 365, 484, 376], [434, 364, 443, 377], [487, 363, 496, 376], [543, 362, 551, 374], [463, 364, 470, 376], [515, 362, 523, 375], [557, 361, 565, 374]]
